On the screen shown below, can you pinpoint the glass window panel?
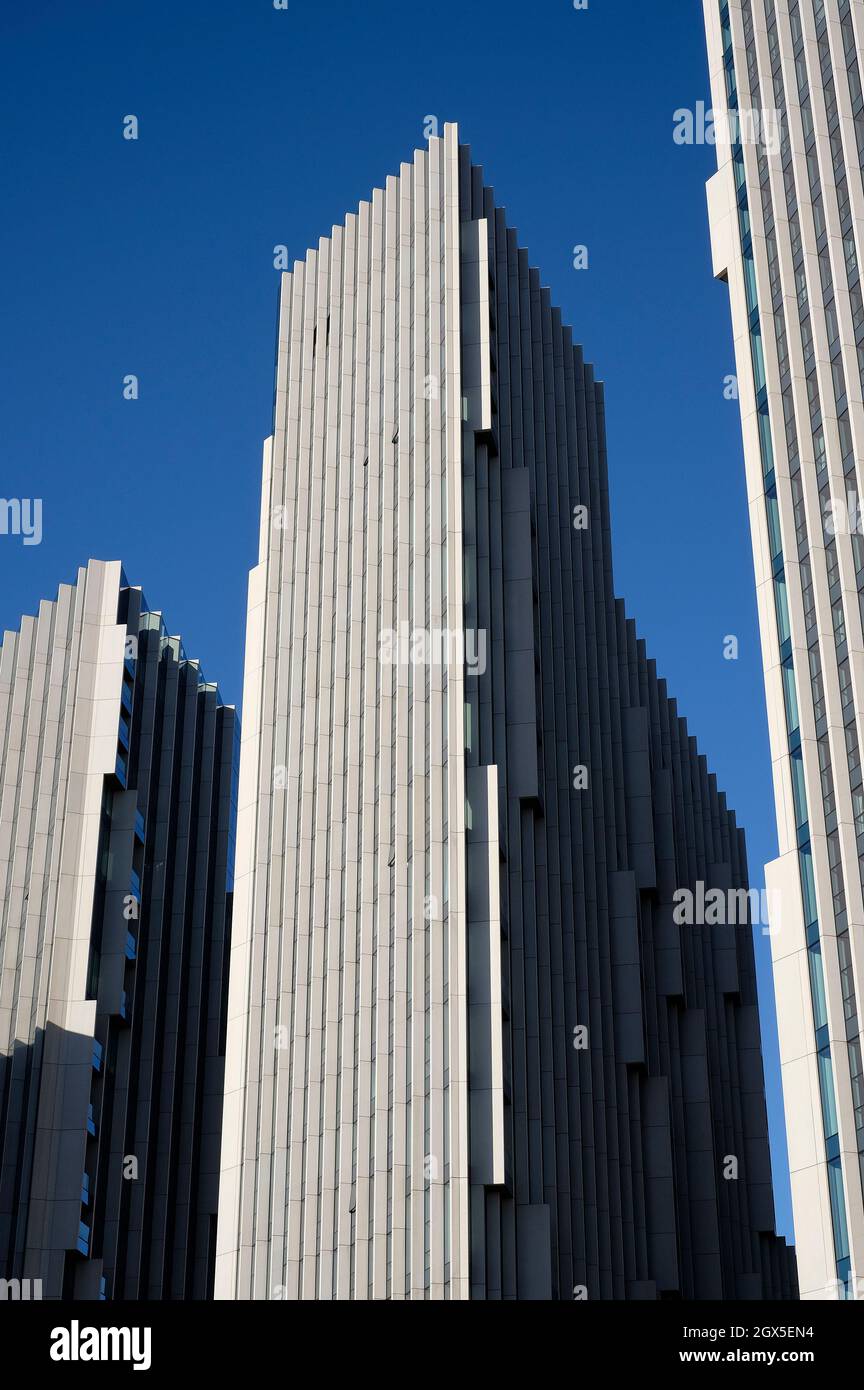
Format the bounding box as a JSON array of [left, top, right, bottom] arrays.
[[827, 1157, 850, 1259], [775, 572, 792, 645], [809, 943, 830, 1031], [782, 658, 800, 734], [819, 1048, 839, 1138], [791, 746, 809, 827], [800, 845, 819, 926]]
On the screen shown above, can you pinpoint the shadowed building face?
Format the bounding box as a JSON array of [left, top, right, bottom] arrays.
[[0, 559, 237, 1300]]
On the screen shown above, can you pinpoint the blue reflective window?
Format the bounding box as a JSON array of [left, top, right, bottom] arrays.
[[782, 659, 800, 737], [819, 1048, 840, 1139], [733, 145, 747, 192], [800, 847, 819, 927], [766, 490, 782, 561], [757, 404, 773, 473], [774, 573, 792, 646], [827, 1158, 850, 1260], [809, 943, 830, 1031], [743, 245, 759, 314], [750, 321, 767, 393], [837, 1257, 853, 1300], [791, 746, 808, 828], [738, 202, 752, 239]]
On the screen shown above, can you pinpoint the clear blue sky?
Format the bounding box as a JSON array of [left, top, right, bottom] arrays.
[[0, 0, 794, 1238]]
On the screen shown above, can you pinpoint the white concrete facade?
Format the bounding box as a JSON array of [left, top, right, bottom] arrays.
[[704, 0, 864, 1298], [217, 126, 471, 1300], [0, 560, 127, 1293]]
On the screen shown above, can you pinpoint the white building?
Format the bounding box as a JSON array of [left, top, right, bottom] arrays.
[[217, 123, 795, 1301], [704, 0, 864, 1299]]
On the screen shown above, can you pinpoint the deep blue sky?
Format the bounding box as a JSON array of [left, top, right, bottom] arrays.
[[0, 0, 794, 1237]]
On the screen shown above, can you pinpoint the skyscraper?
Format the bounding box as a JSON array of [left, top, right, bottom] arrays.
[[0, 559, 238, 1300], [703, 0, 864, 1298], [217, 124, 795, 1300]]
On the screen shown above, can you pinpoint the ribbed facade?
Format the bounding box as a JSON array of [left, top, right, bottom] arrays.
[[0, 559, 237, 1300], [217, 124, 795, 1300], [704, 0, 864, 1298]]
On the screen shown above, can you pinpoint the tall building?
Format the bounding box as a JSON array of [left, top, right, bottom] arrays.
[[703, 0, 864, 1298], [0, 559, 238, 1300], [217, 124, 795, 1301]]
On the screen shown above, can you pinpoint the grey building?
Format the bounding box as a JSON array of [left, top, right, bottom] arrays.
[[0, 559, 238, 1300], [703, 0, 864, 1298], [217, 124, 795, 1300]]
